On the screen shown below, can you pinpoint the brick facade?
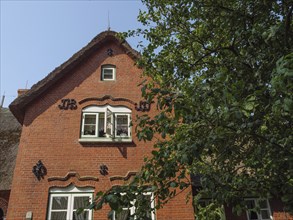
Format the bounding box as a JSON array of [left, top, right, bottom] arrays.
[[7, 32, 194, 220]]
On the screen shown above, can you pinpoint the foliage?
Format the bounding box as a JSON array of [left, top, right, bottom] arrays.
[[195, 201, 226, 220], [88, 0, 293, 218]]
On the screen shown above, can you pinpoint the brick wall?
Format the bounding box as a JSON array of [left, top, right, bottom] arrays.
[[7, 40, 195, 219]]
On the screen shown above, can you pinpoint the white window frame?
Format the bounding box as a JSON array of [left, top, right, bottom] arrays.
[[115, 113, 131, 138], [47, 185, 94, 220], [106, 108, 114, 138], [80, 105, 132, 142], [245, 198, 273, 220], [112, 192, 156, 220], [102, 65, 116, 81], [81, 113, 99, 137]]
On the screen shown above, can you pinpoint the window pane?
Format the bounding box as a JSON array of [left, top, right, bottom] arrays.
[[117, 126, 129, 136], [260, 210, 270, 219], [136, 194, 152, 220], [52, 197, 68, 210], [98, 113, 105, 137], [246, 200, 258, 220], [104, 74, 113, 79], [83, 125, 96, 135], [84, 115, 96, 124], [259, 200, 268, 209], [246, 200, 256, 209], [73, 211, 89, 220], [116, 115, 129, 136], [104, 69, 113, 74], [51, 211, 67, 220], [74, 196, 90, 209], [103, 68, 114, 79], [117, 115, 128, 124], [248, 211, 259, 220]]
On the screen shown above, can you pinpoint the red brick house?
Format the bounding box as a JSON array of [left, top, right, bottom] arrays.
[[7, 31, 194, 220], [7, 30, 293, 220]]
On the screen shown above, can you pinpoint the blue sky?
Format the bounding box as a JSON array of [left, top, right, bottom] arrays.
[[0, 0, 145, 107]]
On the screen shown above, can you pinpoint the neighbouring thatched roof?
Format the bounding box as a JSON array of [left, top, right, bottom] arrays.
[[0, 108, 21, 190], [9, 30, 140, 124]]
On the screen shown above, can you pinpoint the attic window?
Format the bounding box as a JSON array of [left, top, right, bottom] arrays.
[[102, 65, 116, 81]]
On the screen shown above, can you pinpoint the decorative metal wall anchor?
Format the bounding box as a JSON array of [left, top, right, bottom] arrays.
[[32, 160, 47, 181], [107, 48, 113, 56], [99, 164, 109, 176], [135, 101, 151, 112], [58, 99, 77, 110]]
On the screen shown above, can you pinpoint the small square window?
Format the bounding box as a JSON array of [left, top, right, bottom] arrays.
[[102, 65, 116, 81]]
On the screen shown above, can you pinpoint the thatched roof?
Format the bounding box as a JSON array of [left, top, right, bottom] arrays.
[[0, 108, 21, 190], [9, 30, 140, 124]]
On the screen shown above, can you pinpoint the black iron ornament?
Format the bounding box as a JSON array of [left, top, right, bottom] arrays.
[[135, 101, 151, 112], [58, 99, 77, 110], [99, 164, 108, 176], [32, 160, 47, 181], [107, 48, 113, 56]]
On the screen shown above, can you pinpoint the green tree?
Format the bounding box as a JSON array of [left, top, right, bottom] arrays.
[[86, 0, 293, 218]]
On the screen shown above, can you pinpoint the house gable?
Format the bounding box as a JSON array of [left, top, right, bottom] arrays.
[[9, 31, 140, 125]]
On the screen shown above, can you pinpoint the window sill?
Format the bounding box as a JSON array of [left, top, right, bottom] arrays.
[[79, 138, 133, 143]]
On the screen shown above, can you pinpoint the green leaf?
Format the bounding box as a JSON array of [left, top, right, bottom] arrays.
[[283, 98, 293, 112], [109, 201, 119, 211]]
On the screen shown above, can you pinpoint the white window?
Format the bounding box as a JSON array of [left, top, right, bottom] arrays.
[[246, 199, 273, 220], [102, 65, 116, 81], [80, 105, 132, 142], [47, 185, 94, 220], [112, 193, 155, 220], [115, 114, 131, 137]]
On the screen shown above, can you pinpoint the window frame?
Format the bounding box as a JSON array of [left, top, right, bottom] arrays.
[[115, 113, 131, 138], [245, 198, 273, 220], [101, 65, 116, 81], [81, 113, 99, 138], [47, 186, 94, 220], [80, 105, 132, 143]]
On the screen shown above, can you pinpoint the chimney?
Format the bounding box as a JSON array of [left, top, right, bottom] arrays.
[[18, 89, 29, 97]]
